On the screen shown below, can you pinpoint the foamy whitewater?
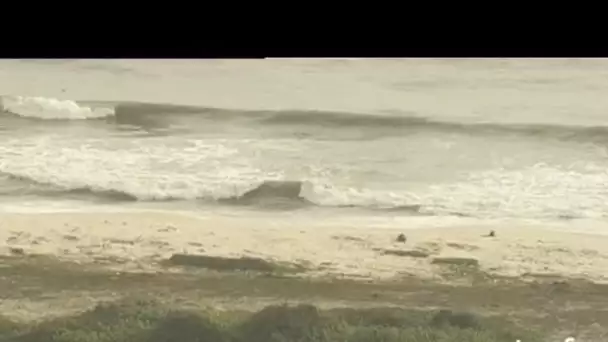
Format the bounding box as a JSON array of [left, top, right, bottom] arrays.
[[1, 59, 608, 226]]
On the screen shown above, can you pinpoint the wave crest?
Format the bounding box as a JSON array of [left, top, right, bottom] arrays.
[[0, 172, 424, 213], [230, 180, 305, 201], [3, 96, 608, 144], [3, 164, 607, 219], [0, 96, 114, 120]]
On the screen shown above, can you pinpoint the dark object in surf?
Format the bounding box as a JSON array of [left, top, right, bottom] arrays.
[[220, 180, 311, 210], [396, 234, 407, 243]]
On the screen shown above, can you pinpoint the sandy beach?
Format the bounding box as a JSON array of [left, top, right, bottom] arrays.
[[3, 211, 608, 283], [1, 211, 608, 341]]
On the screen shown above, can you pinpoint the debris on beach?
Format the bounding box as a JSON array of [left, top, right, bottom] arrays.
[[331, 235, 366, 243], [158, 225, 178, 233], [446, 242, 479, 251], [165, 253, 305, 274], [396, 234, 407, 243], [482, 230, 496, 238], [63, 234, 79, 242], [431, 257, 479, 268], [382, 249, 429, 258], [9, 247, 25, 256], [417, 241, 443, 254], [106, 238, 136, 246]]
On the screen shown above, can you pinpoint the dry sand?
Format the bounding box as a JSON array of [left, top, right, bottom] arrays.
[[2, 211, 608, 283]]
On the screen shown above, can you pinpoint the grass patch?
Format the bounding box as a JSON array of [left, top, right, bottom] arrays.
[[431, 257, 479, 268], [446, 242, 480, 251], [164, 254, 306, 274], [1, 298, 544, 342], [0, 316, 22, 340], [382, 249, 430, 258]]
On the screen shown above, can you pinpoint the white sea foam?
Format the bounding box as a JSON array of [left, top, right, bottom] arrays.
[[418, 164, 608, 219], [0, 136, 282, 201], [1, 60, 608, 223], [2, 133, 608, 221], [0, 95, 114, 119]]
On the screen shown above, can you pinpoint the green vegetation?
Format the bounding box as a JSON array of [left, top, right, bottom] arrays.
[[382, 249, 430, 258], [1, 299, 543, 342], [165, 254, 306, 274]]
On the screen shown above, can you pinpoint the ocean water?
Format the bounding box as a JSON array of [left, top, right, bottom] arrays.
[[1, 58, 608, 226]]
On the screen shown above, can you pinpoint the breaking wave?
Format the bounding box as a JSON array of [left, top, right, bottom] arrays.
[[9, 163, 604, 220], [0, 95, 114, 119], [2, 95, 608, 143], [0, 173, 426, 214]]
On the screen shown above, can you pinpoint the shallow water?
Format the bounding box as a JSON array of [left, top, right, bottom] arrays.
[[1, 58, 608, 227]]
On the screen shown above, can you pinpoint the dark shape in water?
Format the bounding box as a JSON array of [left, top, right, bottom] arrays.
[[220, 180, 312, 209], [4, 97, 608, 145], [239, 180, 304, 201]]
